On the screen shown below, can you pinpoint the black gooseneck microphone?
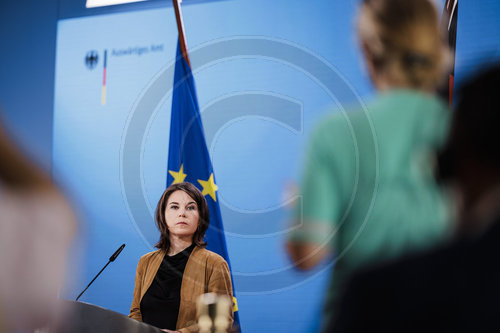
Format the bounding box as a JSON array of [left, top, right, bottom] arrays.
[[75, 243, 126, 301]]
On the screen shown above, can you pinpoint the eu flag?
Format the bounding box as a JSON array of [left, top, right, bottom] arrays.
[[167, 41, 241, 331]]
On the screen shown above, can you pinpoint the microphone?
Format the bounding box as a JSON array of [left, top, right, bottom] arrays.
[[109, 243, 125, 262], [75, 243, 126, 301]]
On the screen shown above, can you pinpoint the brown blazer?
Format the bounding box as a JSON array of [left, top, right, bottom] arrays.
[[129, 246, 233, 333]]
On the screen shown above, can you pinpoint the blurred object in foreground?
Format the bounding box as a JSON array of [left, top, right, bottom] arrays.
[[0, 117, 76, 332], [197, 293, 233, 333]]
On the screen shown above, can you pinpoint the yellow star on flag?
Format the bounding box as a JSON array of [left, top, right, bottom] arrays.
[[233, 296, 238, 312], [198, 173, 218, 201], [168, 164, 187, 184]]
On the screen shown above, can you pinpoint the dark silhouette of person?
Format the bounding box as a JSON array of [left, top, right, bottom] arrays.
[[330, 64, 500, 333]]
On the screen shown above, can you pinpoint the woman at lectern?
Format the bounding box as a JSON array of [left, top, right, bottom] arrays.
[[129, 182, 233, 333]]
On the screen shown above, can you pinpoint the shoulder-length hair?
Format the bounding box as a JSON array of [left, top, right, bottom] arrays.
[[154, 182, 209, 251]]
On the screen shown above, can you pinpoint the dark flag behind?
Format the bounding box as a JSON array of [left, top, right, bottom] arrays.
[[166, 41, 242, 331], [440, 0, 458, 107]]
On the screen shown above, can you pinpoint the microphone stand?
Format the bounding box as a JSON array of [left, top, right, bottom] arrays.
[[75, 244, 125, 301]]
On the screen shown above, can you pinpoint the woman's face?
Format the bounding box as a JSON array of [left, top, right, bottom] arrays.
[[164, 190, 200, 239]]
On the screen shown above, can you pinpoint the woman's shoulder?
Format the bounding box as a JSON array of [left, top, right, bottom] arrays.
[[192, 247, 228, 265], [138, 249, 164, 263], [309, 111, 352, 149], [374, 89, 448, 114]]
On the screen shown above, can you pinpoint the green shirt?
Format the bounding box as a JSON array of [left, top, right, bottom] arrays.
[[291, 89, 452, 324]]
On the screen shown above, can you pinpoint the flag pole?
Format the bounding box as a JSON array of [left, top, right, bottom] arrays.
[[440, 0, 458, 107], [172, 0, 191, 68]]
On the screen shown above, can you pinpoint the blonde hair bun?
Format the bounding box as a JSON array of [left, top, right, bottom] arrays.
[[358, 0, 450, 90]]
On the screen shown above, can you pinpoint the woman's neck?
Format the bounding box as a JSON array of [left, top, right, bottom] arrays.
[[168, 235, 193, 256]]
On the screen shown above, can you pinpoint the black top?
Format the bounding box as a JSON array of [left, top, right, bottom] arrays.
[[331, 215, 500, 333], [140, 244, 195, 330]]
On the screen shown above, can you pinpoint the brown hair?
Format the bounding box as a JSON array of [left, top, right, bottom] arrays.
[[358, 0, 449, 90], [154, 182, 209, 251], [0, 117, 53, 191]]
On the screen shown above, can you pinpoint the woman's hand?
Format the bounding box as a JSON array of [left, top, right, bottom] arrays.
[[161, 329, 180, 333]]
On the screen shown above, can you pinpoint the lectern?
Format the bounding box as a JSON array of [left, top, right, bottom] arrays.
[[50, 300, 162, 333]]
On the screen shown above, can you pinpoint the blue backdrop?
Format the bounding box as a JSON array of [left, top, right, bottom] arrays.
[[1, 1, 499, 332]]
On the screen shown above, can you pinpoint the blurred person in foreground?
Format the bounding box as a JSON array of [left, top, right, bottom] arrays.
[[0, 119, 76, 332], [331, 64, 500, 333], [287, 0, 452, 330]]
